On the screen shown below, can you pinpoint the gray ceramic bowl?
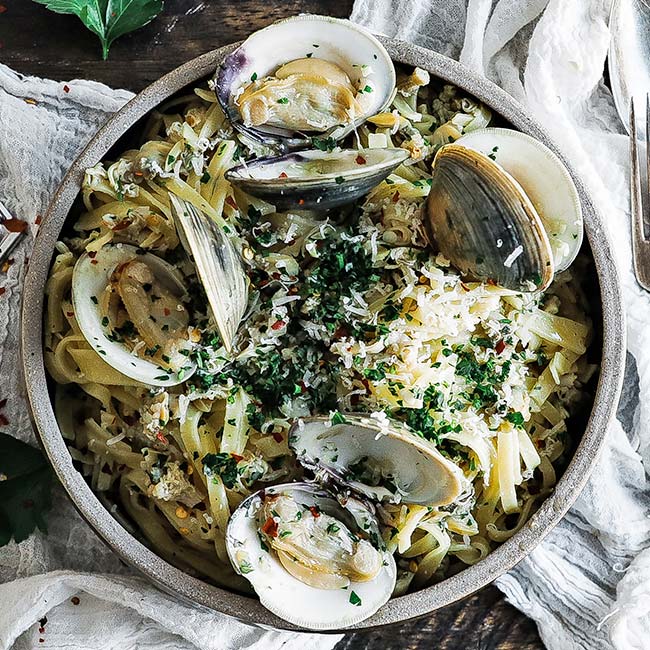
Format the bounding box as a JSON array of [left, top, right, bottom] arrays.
[[21, 38, 625, 631]]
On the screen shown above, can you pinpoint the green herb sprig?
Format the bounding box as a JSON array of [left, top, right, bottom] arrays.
[[33, 0, 164, 60]]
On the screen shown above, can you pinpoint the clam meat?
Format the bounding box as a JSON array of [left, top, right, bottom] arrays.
[[226, 482, 396, 629], [216, 15, 396, 148], [72, 244, 196, 387]]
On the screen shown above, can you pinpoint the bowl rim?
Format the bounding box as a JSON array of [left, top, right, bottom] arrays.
[[20, 35, 626, 632]]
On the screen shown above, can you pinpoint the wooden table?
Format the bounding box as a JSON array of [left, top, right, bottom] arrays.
[[0, 1, 545, 648]]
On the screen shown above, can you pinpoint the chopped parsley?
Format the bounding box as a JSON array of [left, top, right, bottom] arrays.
[[202, 453, 240, 489], [506, 411, 525, 428], [239, 560, 254, 574], [311, 136, 337, 152], [330, 411, 348, 426]]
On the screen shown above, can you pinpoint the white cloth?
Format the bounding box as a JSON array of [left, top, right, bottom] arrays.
[[0, 64, 340, 650], [351, 0, 650, 649]]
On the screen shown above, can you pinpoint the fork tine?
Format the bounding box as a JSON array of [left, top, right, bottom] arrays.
[[630, 98, 645, 245]]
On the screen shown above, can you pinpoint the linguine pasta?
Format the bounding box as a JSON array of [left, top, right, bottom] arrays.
[[44, 68, 596, 595]]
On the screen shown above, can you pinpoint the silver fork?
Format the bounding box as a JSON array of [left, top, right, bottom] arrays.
[[630, 95, 650, 291], [0, 200, 26, 266]]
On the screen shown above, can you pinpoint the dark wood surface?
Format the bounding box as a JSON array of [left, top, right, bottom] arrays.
[[0, 1, 543, 648]]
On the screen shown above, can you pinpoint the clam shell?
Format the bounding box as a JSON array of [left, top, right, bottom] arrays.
[[169, 195, 248, 353], [455, 127, 583, 272], [426, 144, 555, 292], [290, 415, 465, 506], [71, 244, 196, 387], [215, 15, 395, 149], [226, 482, 396, 629], [226, 147, 409, 211]]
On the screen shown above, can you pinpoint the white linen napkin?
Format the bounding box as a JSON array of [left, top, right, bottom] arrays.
[[0, 63, 341, 650], [350, 0, 650, 648]]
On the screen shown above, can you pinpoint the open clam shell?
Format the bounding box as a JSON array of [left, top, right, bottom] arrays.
[[215, 15, 395, 149], [289, 415, 465, 506], [71, 244, 196, 387], [455, 127, 583, 272], [226, 147, 409, 211], [226, 482, 396, 629], [426, 144, 555, 292]]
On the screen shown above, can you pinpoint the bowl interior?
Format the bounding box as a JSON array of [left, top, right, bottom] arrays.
[[21, 39, 625, 632]]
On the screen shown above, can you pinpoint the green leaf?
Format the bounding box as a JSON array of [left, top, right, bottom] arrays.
[[0, 433, 53, 547], [32, 0, 164, 59]]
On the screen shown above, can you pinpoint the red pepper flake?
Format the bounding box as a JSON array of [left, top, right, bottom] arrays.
[[298, 198, 305, 205], [278, 171, 288, 178], [71, 596, 80, 605], [391, 190, 400, 203], [333, 325, 348, 339], [39, 640, 44, 644], [35, 214, 42, 225], [63, 84, 70, 93], [486, 278, 497, 286], [231, 453, 244, 462], [270, 320, 284, 330], [271, 272, 281, 280], [0, 414, 8, 427], [38, 628, 45, 634], [272, 431, 283, 443], [163, 307, 171, 316], [261, 517, 278, 538], [111, 219, 132, 231], [0, 287, 5, 296], [309, 506, 321, 518], [66, 311, 74, 318], [495, 339, 506, 354], [90, 259, 98, 265], [225, 195, 237, 209], [3, 218, 27, 233], [88, 251, 97, 258], [155, 431, 169, 445], [355, 154, 367, 165], [460, 282, 470, 291], [0, 6, 7, 14]]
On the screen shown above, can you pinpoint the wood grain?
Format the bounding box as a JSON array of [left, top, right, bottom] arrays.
[[0, 1, 545, 648]]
